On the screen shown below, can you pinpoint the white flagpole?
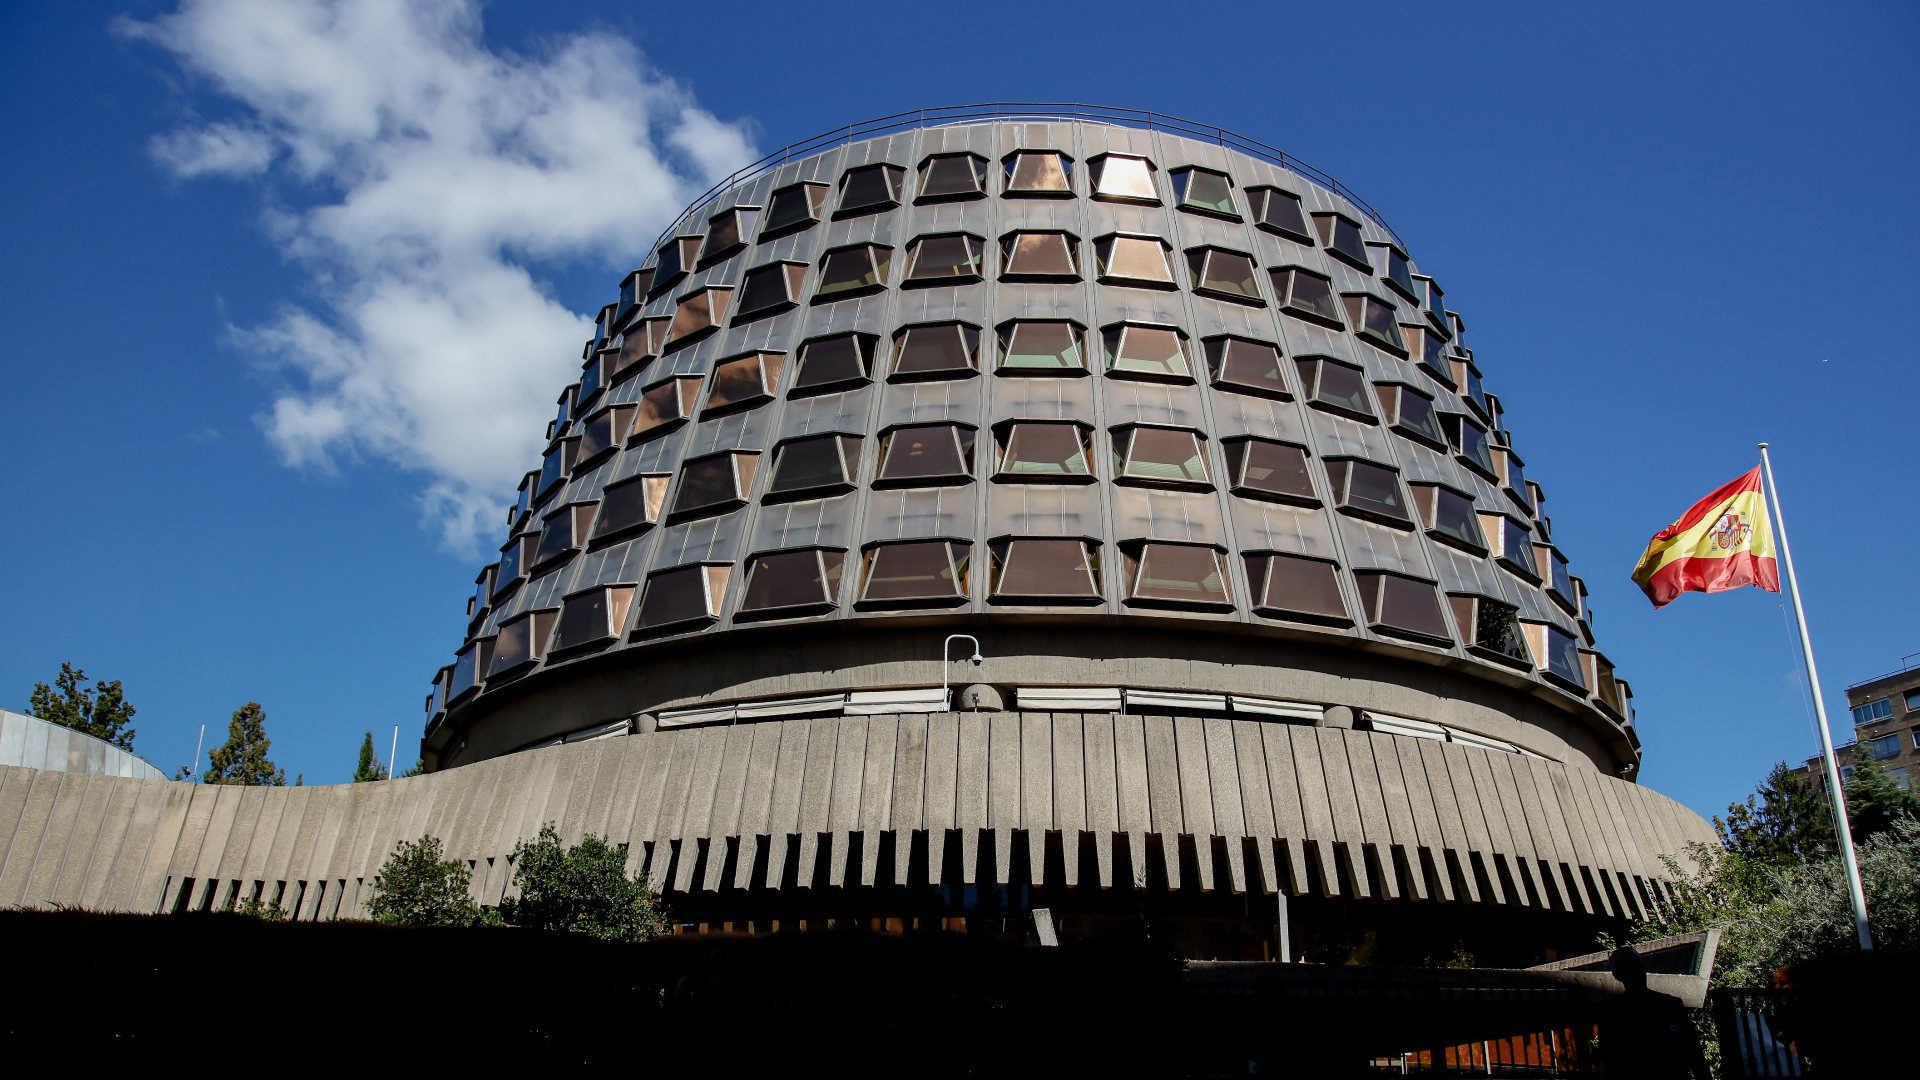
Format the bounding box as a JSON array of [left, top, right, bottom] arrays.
[[1758, 442, 1871, 950], [388, 726, 400, 782]]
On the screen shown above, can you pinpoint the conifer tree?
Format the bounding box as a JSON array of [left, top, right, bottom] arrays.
[[29, 662, 137, 751], [1842, 751, 1920, 843], [1715, 761, 1834, 866], [352, 731, 388, 783], [203, 701, 286, 786]]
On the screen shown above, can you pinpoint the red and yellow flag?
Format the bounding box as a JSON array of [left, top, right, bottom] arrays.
[[1632, 466, 1780, 608]]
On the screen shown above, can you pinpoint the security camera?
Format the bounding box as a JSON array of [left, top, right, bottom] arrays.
[[970, 652, 983, 664]]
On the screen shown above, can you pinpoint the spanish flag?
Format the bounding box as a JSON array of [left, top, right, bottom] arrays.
[[1632, 466, 1780, 608]]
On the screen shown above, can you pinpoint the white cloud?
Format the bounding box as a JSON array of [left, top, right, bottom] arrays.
[[121, 0, 756, 550]]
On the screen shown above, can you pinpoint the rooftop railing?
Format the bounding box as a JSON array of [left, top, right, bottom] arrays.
[[1844, 651, 1920, 693], [650, 102, 1407, 255]]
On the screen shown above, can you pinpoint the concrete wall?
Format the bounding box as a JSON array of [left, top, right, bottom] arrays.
[[0, 709, 166, 780], [0, 709, 1714, 923]]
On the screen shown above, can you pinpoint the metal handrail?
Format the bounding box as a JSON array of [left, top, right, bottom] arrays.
[[648, 102, 1407, 256]]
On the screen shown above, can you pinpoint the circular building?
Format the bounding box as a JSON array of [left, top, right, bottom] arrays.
[[416, 106, 1711, 960]]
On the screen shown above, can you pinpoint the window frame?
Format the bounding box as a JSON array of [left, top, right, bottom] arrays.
[[763, 432, 863, 503], [732, 260, 809, 324], [697, 204, 761, 268], [630, 375, 704, 443], [1270, 266, 1344, 328], [550, 584, 638, 655], [1370, 242, 1419, 303], [589, 473, 671, 546], [760, 181, 829, 240], [996, 319, 1089, 375], [914, 152, 990, 203], [987, 537, 1103, 603], [812, 243, 893, 302], [1102, 321, 1193, 383], [1120, 540, 1233, 610], [889, 321, 982, 381], [1001, 149, 1075, 197], [1524, 621, 1588, 692], [1111, 424, 1212, 491], [647, 235, 702, 298], [1341, 292, 1408, 356], [1444, 413, 1500, 480], [665, 286, 732, 349], [1311, 211, 1371, 270], [873, 422, 976, 488], [1169, 165, 1239, 220], [1223, 436, 1318, 506], [1410, 482, 1486, 555], [993, 420, 1096, 483], [903, 232, 986, 286], [668, 450, 761, 523], [1293, 355, 1376, 421], [1244, 550, 1351, 625], [1354, 570, 1453, 645], [1087, 153, 1160, 204], [1203, 335, 1291, 400], [703, 352, 784, 417], [531, 500, 599, 572], [487, 608, 559, 678], [634, 563, 732, 636], [1324, 456, 1413, 528], [834, 162, 906, 218], [736, 547, 848, 620], [1092, 232, 1176, 289], [1447, 593, 1531, 668], [1375, 382, 1447, 450], [790, 332, 878, 397], [1246, 185, 1313, 243], [856, 539, 974, 608], [998, 230, 1082, 281], [1185, 245, 1264, 305]]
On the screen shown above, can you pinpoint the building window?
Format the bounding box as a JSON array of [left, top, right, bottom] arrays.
[[1003, 150, 1073, 196], [1123, 542, 1230, 607], [1204, 336, 1289, 399], [1342, 293, 1405, 355], [1542, 545, 1577, 613], [448, 638, 492, 702], [733, 261, 808, 323], [858, 540, 972, 607], [1419, 276, 1448, 333], [916, 152, 988, 201], [491, 533, 538, 601], [609, 317, 665, 386], [890, 322, 981, 380], [996, 422, 1094, 480], [552, 385, 576, 436], [1224, 438, 1316, 505], [590, 474, 670, 544], [904, 233, 985, 285], [1247, 186, 1312, 242], [1448, 594, 1528, 666], [762, 181, 828, 238], [670, 451, 759, 522], [1186, 246, 1262, 304], [532, 501, 598, 571], [667, 287, 732, 348], [1852, 698, 1894, 725], [1312, 211, 1370, 269], [1245, 552, 1348, 623], [739, 549, 846, 618], [1103, 322, 1191, 381], [635, 564, 730, 634], [649, 235, 701, 296], [999, 231, 1080, 279], [989, 538, 1102, 601], [1410, 483, 1484, 553], [576, 353, 607, 411], [488, 609, 558, 677], [632, 376, 702, 442], [1088, 153, 1158, 203], [1410, 326, 1455, 388], [576, 405, 634, 465], [698, 205, 760, 266], [1588, 652, 1629, 718], [875, 424, 975, 486], [1270, 266, 1342, 326], [836, 163, 905, 217], [552, 585, 637, 654], [1112, 426, 1210, 489], [997, 320, 1087, 373], [765, 434, 862, 502], [1170, 166, 1237, 218], [1325, 458, 1411, 527], [1093, 234, 1176, 288], [814, 244, 892, 301], [510, 471, 536, 531], [1373, 244, 1418, 302], [1355, 571, 1450, 643], [1458, 358, 1492, 420], [1376, 383, 1445, 449], [792, 333, 878, 396], [1293, 356, 1374, 420], [705, 353, 783, 416], [1907, 690, 1920, 712], [1525, 622, 1587, 690], [471, 565, 496, 620], [1445, 414, 1499, 479], [617, 268, 654, 320], [534, 436, 579, 503]]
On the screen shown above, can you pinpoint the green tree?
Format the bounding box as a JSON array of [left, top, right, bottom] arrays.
[[352, 731, 388, 783], [1841, 751, 1920, 843], [500, 823, 666, 942], [367, 834, 482, 927], [1715, 762, 1834, 866], [29, 662, 137, 751], [202, 701, 286, 786], [400, 758, 425, 778]]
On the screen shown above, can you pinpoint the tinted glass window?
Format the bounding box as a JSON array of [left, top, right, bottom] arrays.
[[877, 424, 974, 484], [1453, 416, 1497, 474], [1423, 485, 1482, 549], [1187, 248, 1260, 303], [1251, 553, 1347, 621], [449, 640, 488, 698], [838, 163, 904, 215], [793, 334, 872, 393], [991, 539, 1100, 599], [1382, 247, 1417, 299], [634, 376, 700, 440], [553, 586, 632, 651], [1359, 572, 1449, 640], [999, 321, 1085, 371], [1503, 453, 1531, 510], [999, 423, 1091, 477], [1171, 167, 1235, 216], [1249, 187, 1311, 240], [892, 323, 979, 378], [1452, 596, 1527, 662], [1090, 154, 1157, 202], [536, 440, 568, 499], [700, 206, 759, 264], [668, 288, 729, 345], [1004, 151, 1071, 194], [1547, 548, 1576, 605], [707, 353, 781, 413], [651, 236, 694, 290], [917, 154, 987, 200], [533, 504, 590, 567], [1129, 544, 1227, 605], [768, 434, 860, 498], [1328, 459, 1408, 524], [905, 234, 983, 284], [1296, 357, 1373, 417], [816, 245, 890, 298], [1116, 427, 1209, 486], [1095, 235, 1175, 286], [673, 454, 748, 517], [1205, 337, 1288, 398], [735, 262, 803, 320], [592, 475, 668, 541], [1001, 231, 1079, 277], [1105, 324, 1189, 379], [637, 565, 724, 630], [1227, 439, 1315, 502], [1273, 268, 1341, 323], [1383, 384, 1445, 445], [488, 611, 547, 675], [493, 535, 532, 599], [741, 549, 845, 614], [861, 541, 971, 603], [1497, 518, 1537, 577], [1544, 625, 1586, 686], [763, 182, 827, 236], [1314, 213, 1370, 267], [576, 407, 628, 462], [1342, 294, 1402, 352]]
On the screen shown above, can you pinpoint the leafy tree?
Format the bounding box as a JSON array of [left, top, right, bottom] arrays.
[[202, 701, 286, 786], [29, 662, 137, 751], [367, 834, 482, 928], [400, 758, 426, 778], [501, 823, 666, 942], [1840, 751, 1920, 843], [236, 896, 287, 921], [352, 731, 388, 783], [1715, 762, 1834, 866]]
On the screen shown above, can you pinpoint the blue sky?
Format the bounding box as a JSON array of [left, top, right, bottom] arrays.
[[1, 0, 1915, 818]]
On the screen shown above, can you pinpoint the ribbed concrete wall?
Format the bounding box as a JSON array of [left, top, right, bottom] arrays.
[[0, 712, 1714, 922], [0, 709, 166, 780]]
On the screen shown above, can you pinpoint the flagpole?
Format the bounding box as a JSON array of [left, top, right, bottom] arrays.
[[1758, 442, 1871, 951]]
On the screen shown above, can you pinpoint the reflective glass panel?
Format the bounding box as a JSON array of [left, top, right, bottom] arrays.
[[877, 424, 973, 483], [741, 549, 845, 613], [707, 353, 781, 413], [1116, 427, 1209, 486], [493, 535, 531, 599], [1205, 337, 1287, 398], [793, 334, 871, 392], [554, 587, 632, 651], [817, 245, 890, 298], [1253, 553, 1347, 620], [488, 612, 546, 675], [1171, 167, 1235, 216], [992, 539, 1100, 598], [673, 454, 745, 517], [1498, 518, 1536, 576], [763, 182, 827, 235], [449, 640, 487, 698], [1105, 324, 1189, 379], [1090, 155, 1157, 202], [1360, 572, 1449, 640], [1384, 385, 1445, 445], [577, 407, 629, 462], [533, 504, 589, 567], [634, 376, 699, 440], [1454, 417, 1497, 474], [1383, 248, 1417, 299], [1425, 486, 1482, 549], [1547, 549, 1575, 604], [1249, 187, 1311, 240], [917, 154, 987, 200], [1130, 543, 1227, 604], [1451, 596, 1526, 661], [700, 206, 759, 264], [1342, 294, 1402, 351], [736, 262, 802, 319], [536, 441, 567, 499], [1227, 439, 1314, 502], [892, 323, 980, 377], [1000, 423, 1090, 477], [999, 321, 1085, 371], [1004, 151, 1071, 194], [1188, 248, 1260, 302], [1545, 625, 1586, 686], [838, 163, 904, 214], [768, 434, 859, 497], [1297, 358, 1373, 417], [668, 288, 728, 343], [1096, 236, 1174, 285], [637, 565, 721, 630], [1273, 268, 1341, 323], [592, 475, 668, 541], [861, 541, 970, 603], [1314, 213, 1370, 266], [1001, 231, 1079, 277], [1328, 459, 1408, 523], [905, 234, 983, 283], [652, 236, 692, 289]]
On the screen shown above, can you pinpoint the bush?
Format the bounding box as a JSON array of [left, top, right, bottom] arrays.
[[367, 834, 482, 928], [501, 824, 666, 943]]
